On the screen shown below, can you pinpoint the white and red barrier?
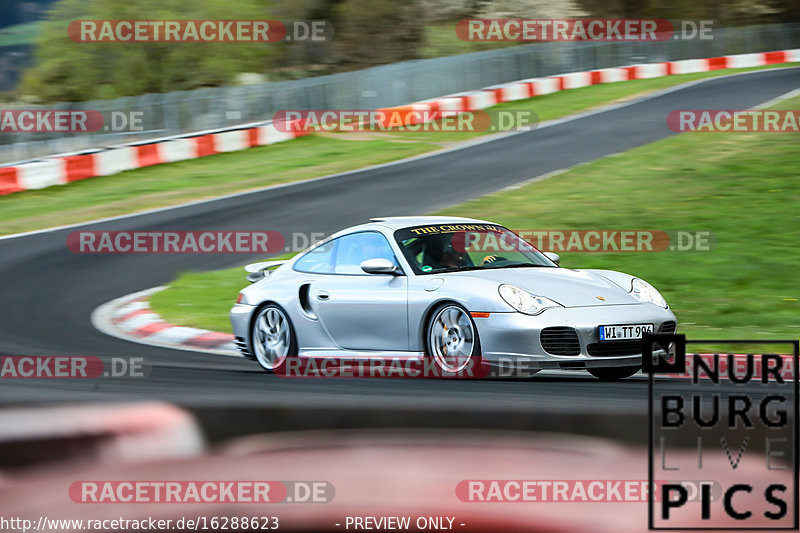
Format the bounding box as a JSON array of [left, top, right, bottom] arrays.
[[1, 48, 797, 197], [0, 122, 308, 197]]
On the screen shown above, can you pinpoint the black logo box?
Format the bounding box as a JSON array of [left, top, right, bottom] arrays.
[[645, 335, 799, 530]]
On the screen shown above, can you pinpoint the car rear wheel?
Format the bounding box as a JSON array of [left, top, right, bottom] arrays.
[[426, 303, 481, 374], [250, 304, 296, 373], [587, 365, 640, 380]]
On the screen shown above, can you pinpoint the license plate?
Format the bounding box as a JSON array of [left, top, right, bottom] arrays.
[[599, 324, 653, 341]]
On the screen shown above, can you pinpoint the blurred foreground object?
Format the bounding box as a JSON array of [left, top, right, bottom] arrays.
[[0, 402, 204, 470], [1, 426, 790, 531]]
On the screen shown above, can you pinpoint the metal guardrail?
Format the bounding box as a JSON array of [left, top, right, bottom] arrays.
[[1, 22, 798, 164]]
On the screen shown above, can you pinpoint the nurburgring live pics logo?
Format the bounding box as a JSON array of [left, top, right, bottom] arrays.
[[645, 335, 799, 529]]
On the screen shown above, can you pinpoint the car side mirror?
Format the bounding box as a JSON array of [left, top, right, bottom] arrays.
[[360, 258, 401, 275], [543, 252, 560, 266]]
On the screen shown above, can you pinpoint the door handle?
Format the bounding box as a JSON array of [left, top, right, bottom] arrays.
[[316, 291, 330, 301]]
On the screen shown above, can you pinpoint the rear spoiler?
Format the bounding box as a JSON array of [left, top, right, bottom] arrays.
[[244, 260, 288, 283]]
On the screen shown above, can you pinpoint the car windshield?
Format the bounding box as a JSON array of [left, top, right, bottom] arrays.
[[394, 223, 556, 274]]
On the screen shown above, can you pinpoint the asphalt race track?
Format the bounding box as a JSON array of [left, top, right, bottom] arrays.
[[1, 68, 797, 414]]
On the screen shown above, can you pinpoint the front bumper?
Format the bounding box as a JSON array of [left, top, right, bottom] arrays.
[[475, 303, 676, 370]]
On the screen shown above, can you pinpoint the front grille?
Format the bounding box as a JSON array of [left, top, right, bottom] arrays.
[[234, 336, 254, 359], [540, 327, 581, 356], [587, 340, 642, 357], [659, 321, 677, 334]]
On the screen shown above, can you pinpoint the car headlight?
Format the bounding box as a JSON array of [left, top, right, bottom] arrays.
[[498, 284, 562, 315], [630, 278, 668, 308]]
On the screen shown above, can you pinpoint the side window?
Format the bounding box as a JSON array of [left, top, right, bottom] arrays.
[[334, 232, 398, 275], [293, 239, 336, 273]]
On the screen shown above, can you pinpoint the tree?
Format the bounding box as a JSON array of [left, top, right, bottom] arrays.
[[22, 0, 274, 102], [330, 0, 425, 69]]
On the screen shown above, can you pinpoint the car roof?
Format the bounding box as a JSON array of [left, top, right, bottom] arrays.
[[367, 216, 494, 230]]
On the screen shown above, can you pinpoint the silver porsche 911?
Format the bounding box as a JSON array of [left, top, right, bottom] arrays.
[[230, 216, 676, 380]]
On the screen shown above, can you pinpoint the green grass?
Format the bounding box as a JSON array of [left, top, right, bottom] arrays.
[[150, 95, 800, 340], [1, 63, 794, 236], [149, 254, 295, 333]]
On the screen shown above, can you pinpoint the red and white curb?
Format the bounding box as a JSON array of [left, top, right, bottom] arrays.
[[2, 48, 798, 197], [91, 287, 240, 357]]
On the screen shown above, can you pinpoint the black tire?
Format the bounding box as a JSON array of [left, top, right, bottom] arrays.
[[248, 303, 297, 373], [425, 303, 483, 376], [587, 365, 640, 380]]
